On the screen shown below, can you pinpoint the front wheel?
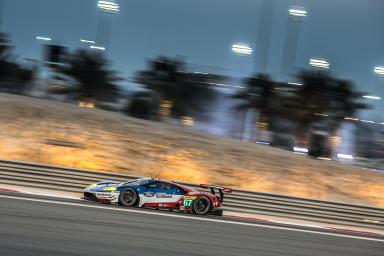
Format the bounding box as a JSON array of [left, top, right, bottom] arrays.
[[192, 196, 211, 215], [118, 188, 139, 207]]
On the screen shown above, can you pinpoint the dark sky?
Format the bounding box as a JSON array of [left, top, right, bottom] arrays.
[[2, 0, 384, 99]]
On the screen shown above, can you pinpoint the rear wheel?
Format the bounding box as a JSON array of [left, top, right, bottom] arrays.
[[192, 196, 211, 215], [118, 188, 139, 207]]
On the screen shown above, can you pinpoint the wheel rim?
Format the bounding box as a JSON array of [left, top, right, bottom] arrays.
[[194, 198, 210, 214], [122, 190, 135, 205]]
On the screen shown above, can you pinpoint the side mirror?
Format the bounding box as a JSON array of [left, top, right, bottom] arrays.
[[200, 184, 209, 189], [223, 188, 233, 193]]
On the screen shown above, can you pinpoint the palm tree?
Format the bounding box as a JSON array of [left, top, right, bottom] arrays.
[[0, 33, 35, 94], [134, 56, 215, 122], [285, 71, 332, 147], [0, 32, 11, 66], [287, 70, 369, 152], [54, 49, 121, 103], [232, 73, 277, 141], [327, 79, 369, 131]]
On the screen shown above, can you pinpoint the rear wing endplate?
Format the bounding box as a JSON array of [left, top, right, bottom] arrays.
[[199, 184, 233, 202]]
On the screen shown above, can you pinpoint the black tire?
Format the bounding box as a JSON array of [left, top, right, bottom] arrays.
[[192, 196, 211, 215], [118, 188, 139, 207], [84, 192, 97, 202]]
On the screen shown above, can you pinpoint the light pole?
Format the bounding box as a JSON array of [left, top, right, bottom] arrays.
[[232, 43, 257, 141], [362, 67, 384, 102], [35, 35, 53, 70], [280, 6, 307, 82], [95, 0, 120, 51], [359, 66, 384, 125], [231, 43, 254, 77], [231, 43, 254, 76], [33, 36, 54, 96], [372, 66, 384, 121], [255, 0, 275, 73], [0, 0, 4, 31]]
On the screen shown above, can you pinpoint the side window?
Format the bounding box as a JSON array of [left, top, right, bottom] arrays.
[[147, 182, 169, 190], [168, 184, 185, 194], [157, 182, 170, 190], [146, 182, 185, 194], [147, 181, 159, 189]]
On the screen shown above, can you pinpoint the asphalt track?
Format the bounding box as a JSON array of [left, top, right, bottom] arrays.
[[0, 193, 383, 256]]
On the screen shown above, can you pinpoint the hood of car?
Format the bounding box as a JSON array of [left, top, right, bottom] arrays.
[[86, 181, 121, 192]]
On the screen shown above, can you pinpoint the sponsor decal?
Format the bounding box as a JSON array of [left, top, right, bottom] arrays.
[[156, 193, 173, 199], [143, 192, 155, 197], [96, 192, 112, 197]]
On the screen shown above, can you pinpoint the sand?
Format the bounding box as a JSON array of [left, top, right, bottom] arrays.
[[0, 93, 383, 207]]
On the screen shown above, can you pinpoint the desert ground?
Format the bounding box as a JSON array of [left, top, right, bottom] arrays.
[[0, 93, 383, 207]]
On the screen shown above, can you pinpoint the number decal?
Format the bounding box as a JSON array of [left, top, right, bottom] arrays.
[[182, 196, 197, 207], [183, 199, 193, 207]]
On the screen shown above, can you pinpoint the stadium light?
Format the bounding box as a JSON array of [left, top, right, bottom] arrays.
[[90, 45, 106, 51], [36, 36, 52, 41], [80, 39, 96, 44], [374, 66, 384, 76], [360, 120, 375, 124], [287, 82, 303, 86], [314, 113, 329, 117], [363, 95, 382, 100], [344, 117, 359, 121], [98, 0, 120, 14], [289, 7, 307, 17], [309, 58, 330, 69], [232, 44, 253, 55]]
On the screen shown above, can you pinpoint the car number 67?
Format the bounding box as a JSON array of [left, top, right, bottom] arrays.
[[183, 199, 193, 207]]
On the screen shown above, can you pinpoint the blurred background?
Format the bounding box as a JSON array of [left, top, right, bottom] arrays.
[[0, 0, 383, 172]]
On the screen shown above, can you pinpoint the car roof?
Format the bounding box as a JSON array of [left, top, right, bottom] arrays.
[[144, 178, 196, 192]]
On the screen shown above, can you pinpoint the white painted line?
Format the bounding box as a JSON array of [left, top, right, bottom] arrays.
[[0, 195, 382, 242], [224, 213, 384, 236], [22, 191, 80, 200], [0, 185, 80, 200], [264, 220, 332, 230]]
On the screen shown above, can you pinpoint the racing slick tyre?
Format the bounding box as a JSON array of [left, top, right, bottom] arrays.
[[192, 196, 211, 215], [118, 188, 139, 207]]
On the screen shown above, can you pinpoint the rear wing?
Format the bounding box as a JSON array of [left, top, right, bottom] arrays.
[[200, 184, 232, 203]]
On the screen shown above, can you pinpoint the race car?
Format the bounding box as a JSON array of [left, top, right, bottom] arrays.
[[83, 178, 232, 216]]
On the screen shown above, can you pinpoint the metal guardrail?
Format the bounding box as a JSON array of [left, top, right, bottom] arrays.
[[0, 159, 383, 230]]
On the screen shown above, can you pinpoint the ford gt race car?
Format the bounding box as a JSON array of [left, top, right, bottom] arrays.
[[83, 178, 232, 216]]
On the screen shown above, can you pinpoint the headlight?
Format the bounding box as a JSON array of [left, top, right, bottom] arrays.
[[104, 187, 117, 191]]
